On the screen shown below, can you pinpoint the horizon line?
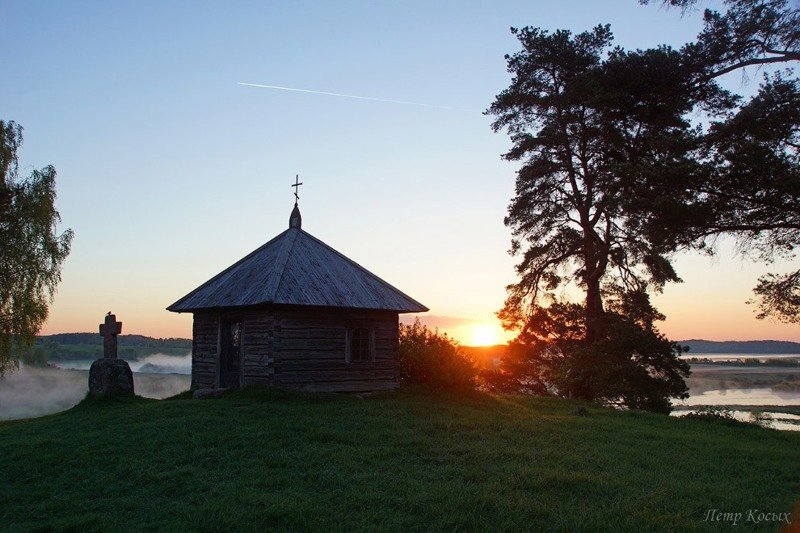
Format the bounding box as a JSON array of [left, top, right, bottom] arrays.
[[33, 330, 800, 345]]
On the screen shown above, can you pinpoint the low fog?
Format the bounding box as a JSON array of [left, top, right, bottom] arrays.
[[52, 353, 192, 374], [0, 354, 191, 421]]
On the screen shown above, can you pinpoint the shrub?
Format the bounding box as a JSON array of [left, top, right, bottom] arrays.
[[683, 408, 773, 430], [749, 410, 773, 429], [483, 300, 690, 413], [683, 407, 755, 428], [398, 319, 478, 389], [683, 406, 736, 422]]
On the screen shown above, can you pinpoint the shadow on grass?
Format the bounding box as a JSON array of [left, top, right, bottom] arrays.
[[149, 384, 608, 419], [68, 392, 156, 411], [59, 384, 779, 438]]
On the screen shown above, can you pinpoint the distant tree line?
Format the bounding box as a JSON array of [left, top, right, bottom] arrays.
[[37, 333, 191, 348], [682, 339, 800, 354], [685, 357, 800, 367], [13, 334, 192, 366]]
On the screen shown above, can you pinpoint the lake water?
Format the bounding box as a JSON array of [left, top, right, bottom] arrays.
[[678, 387, 800, 406], [673, 388, 800, 432], [671, 354, 800, 431]]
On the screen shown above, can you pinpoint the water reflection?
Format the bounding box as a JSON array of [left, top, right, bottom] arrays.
[[678, 387, 800, 406]]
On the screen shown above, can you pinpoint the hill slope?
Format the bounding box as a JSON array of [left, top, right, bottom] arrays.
[[0, 389, 797, 530]]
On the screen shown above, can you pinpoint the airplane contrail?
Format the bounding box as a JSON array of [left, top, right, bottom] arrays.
[[237, 82, 477, 112]]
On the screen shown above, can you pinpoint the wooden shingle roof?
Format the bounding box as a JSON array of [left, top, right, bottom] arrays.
[[167, 218, 428, 313]]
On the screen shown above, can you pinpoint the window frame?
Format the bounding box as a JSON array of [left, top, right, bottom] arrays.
[[345, 326, 375, 364]]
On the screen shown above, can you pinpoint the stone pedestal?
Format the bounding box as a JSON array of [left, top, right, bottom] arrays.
[[89, 358, 135, 399]]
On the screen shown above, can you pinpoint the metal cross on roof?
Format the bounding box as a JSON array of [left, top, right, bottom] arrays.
[[292, 174, 303, 205]]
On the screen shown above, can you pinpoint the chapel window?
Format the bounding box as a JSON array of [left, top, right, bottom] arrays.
[[349, 328, 372, 363]]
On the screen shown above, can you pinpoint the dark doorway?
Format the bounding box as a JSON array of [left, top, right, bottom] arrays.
[[219, 319, 242, 388]]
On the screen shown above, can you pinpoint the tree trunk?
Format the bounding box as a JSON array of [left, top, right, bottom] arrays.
[[585, 275, 604, 343], [582, 234, 606, 343]]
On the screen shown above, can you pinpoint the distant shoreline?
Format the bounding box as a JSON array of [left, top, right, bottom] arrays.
[[678, 339, 800, 354], [672, 405, 800, 415], [33, 334, 800, 355]]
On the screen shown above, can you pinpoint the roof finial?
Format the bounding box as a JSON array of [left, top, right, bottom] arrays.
[[292, 174, 302, 206], [289, 174, 303, 229]]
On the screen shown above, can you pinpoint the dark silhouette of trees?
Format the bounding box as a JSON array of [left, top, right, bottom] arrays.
[[487, 0, 800, 410], [484, 299, 689, 413], [399, 319, 478, 389], [674, 0, 800, 79], [486, 26, 701, 411], [644, 0, 800, 322], [0, 121, 72, 375]]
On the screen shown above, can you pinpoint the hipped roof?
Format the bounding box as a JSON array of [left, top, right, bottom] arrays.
[[167, 227, 428, 314]]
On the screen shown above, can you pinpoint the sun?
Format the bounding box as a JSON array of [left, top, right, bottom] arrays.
[[470, 324, 499, 347]]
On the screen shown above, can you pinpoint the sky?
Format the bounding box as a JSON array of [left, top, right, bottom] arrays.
[[2, 0, 798, 345]]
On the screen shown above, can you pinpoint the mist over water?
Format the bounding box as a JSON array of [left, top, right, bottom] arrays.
[[53, 353, 192, 374], [0, 355, 191, 421], [130, 353, 192, 374], [0, 366, 88, 421]]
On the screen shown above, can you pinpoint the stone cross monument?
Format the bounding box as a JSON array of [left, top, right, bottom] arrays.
[[99, 312, 122, 358], [89, 311, 134, 399]]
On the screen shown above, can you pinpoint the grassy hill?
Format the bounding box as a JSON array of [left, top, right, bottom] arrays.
[[0, 388, 797, 531]]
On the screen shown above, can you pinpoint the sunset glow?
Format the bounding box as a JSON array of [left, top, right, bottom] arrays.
[[7, 1, 800, 345], [470, 324, 500, 346]]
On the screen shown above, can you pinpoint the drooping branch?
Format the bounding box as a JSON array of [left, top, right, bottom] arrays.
[[750, 268, 800, 322], [705, 51, 800, 79]]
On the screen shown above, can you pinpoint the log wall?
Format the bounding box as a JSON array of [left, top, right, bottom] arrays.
[[191, 307, 399, 392], [272, 308, 400, 392], [241, 312, 275, 387], [191, 313, 218, 389]]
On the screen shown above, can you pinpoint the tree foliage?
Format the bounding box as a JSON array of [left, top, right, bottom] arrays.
[[751, 270, 800, 322], [699, 74, 800, 321], [488, 0, 800, 409], [483, 296, 689, 413], [0, 121, 72, 375], [488, 25, 726, 338], [487, 26, 697, 411], [644, 0, 800, 321], [679, 0, 800, 79], [398, 319, 478, 389]]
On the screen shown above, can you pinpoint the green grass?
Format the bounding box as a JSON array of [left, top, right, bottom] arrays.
[[1, 388, 798, 531]]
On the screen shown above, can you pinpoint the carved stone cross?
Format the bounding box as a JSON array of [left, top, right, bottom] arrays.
[[99, 312, 122, 359]]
